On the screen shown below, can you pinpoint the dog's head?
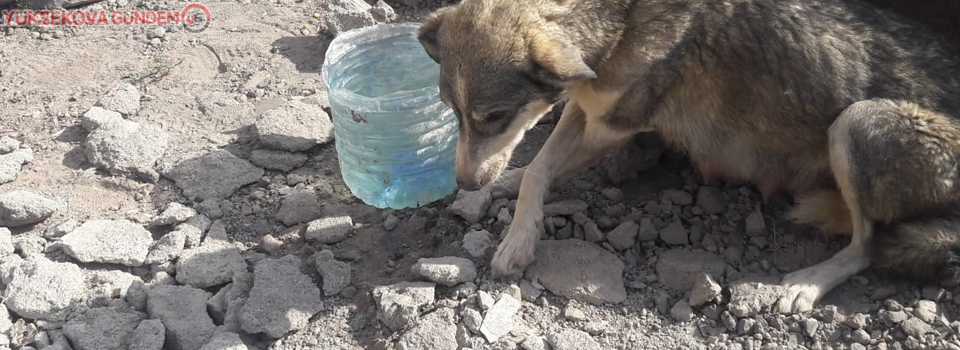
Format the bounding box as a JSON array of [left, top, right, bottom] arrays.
[[418, 0, 596, 190]]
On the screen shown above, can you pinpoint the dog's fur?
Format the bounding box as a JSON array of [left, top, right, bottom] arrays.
[[417, 0, 960, 313]]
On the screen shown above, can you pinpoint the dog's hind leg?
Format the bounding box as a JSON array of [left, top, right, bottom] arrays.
[[491, 101, 635, 275], [778, 99, 960, 313]]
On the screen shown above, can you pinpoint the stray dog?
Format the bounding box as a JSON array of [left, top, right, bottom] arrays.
[[417, 0, 960, 313]]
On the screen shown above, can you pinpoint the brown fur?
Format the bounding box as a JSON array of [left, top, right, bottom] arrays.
[[418, 0, 960, 312]]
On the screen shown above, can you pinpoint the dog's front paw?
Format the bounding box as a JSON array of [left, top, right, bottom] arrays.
[[491, 219, 543, 276], [776, 272, 822, 314]]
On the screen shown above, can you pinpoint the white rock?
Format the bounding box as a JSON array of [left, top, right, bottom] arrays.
[[254, 100, 334, 152], [479, 293, 521, 343], [0, 190, 61, 227], [0, 148, 32, 185], [305, 216, 353, 244], [5, 257, 86, 321], [97, 83, 141, 115], [372, 281, 436, 332], [461, 230, 492, 258], [449, 188, 492, 224], [60, 220, 153, 266], [411, 257, 477, 287]]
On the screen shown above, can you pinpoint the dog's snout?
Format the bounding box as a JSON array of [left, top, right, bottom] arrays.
[[457, 175, 483, 191]]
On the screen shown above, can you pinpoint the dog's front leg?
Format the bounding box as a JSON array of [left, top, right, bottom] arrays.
[[491, 102, 634, 275]]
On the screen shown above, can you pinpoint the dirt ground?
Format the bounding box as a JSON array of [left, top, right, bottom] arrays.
[[2, 0, 960, 349]]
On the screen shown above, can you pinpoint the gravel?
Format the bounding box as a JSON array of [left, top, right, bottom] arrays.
[[372, 281, 436, 332], [0, 190, 61, 227], [656, 249, 725, 291], [305, 216, 353, 244], [0, 148, 33, 185], [147, 284, 217, 350], [63, 307, 143, 350], [161, 150, 264, 201], [175, 243, 247, 289], [83, 116, 168, 182], [240, 255, 323, 338], [525, 239, 626, 304], [275, 191, 322, 226], [449, 187, 492, 224], [5, 257, 86, 321], [60, 219, 154, 266], [254, 100, 334, 152], [411, 256, 477, 287]]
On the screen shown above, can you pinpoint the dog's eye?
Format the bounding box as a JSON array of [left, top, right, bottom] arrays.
[[486, 111, 508, 123]]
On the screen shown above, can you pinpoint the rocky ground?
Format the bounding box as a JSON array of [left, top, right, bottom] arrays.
[[1, 0, 959, 349]]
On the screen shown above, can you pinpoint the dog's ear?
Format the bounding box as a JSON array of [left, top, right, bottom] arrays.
[[418, 7, 453, 63], [528, 32, 596, 86]]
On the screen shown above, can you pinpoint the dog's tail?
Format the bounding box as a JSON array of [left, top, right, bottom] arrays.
[[787, 190, 853, 236], [789, 190, 960, 285], [872, 210, 960, 286]]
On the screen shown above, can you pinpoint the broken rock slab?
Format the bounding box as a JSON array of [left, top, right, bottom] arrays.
[[150, 202, 197, 227], [147, 284, 217, 350], [320, 0, 378, 36], [144, 230, 187, 265], [0, 190, 61, 227], [175, 244, 247, 289], [372, 281, 436, 332], [462, 229, 493, 258], [524, 239, 627, 305], [254, 100, 334, 152], [83, 117, 168, 182], [63, 307, 143, 350], [726, 275, 786, 317], [449, 187, 492, 224], [126, 319, 165, 350], [60, 219, 153, 266], [411, 256, 477, 287], [688, 273, 722, 307], [316, 250, 351, 296], [656, 249, 725, 291], [396, 308, 458, 350], [249, 149, 308, 172], [607, 220, 639, 250], [198, 332, 248, 350], [161, 150, 264, 201], [543, 199, 589, 217], [240, 255, 323, 338], [479, 293, 522, 343], [0, 148, 33, 185], [5, 257, 86, 321]]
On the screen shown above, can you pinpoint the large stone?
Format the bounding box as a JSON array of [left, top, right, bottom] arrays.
[[126, 319, 165, 350], [144, 231, 187, 265], [97, 83, 141, 115], [161, 150, 264, 201], [688, 273, 722, 306], [0, 136, 20, 154], [659, 220, 688, 245], [372, 281, 436, 331], [60, 219, 153, 266], [240, 255, 323, 338], [607, 220, 639, 250], [320, 0, 378, 36], [727, 276, 786, 317], [656, 249, 725, 291], [479, 293, 521, 343], [254, 100, 334, 152], [150, 202, 197, 227], [396, 308, 458, 350], [548, 329, 602, 350], [411, 257, 477, 287], [175, 244, 247, 289], [80, 106, 123, 131], [83, 117, 167, 182], [85, 269, 142, 305], [63, 307, 143, 350], [461, 229, 493, 258], [147, 285, 217, 350], [0, 190, 61, 227], [0, 148, 33, 185], [276, 192, 322, 226], [305, 216, 353, 244], [198, 332, 248, 350], [449, 187, 492, 224], [524, 239, 627, 304], [5, 257, 86, 321]]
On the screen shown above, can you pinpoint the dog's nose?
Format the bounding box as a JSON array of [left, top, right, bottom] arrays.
[[457, 177, 483, 191]]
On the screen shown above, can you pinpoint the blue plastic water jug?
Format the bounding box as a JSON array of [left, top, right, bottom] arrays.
[[322, 23, 459, 209]]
